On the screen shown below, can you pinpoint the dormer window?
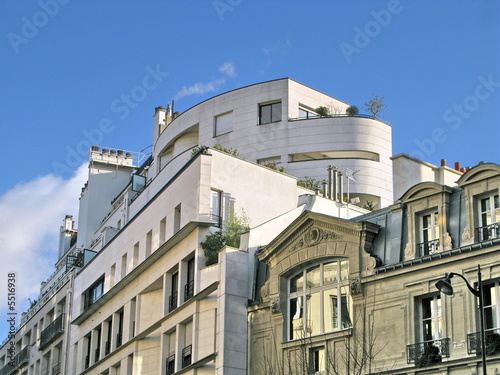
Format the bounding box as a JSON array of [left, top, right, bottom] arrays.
[[418, 211, 440, 256], [478, 194, 500, 241]]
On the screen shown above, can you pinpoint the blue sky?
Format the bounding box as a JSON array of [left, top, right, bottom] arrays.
[[0, 0, 499, 338]]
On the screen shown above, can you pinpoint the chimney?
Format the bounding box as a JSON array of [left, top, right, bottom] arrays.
[[454, 162, 461, 171], [440, 159, 446, 167]]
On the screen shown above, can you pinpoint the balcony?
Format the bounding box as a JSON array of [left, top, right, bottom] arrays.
[[407, 338, 450, 367], [184, 280, 194, 301], [105, 340, 111, 356], [94, 346, 100, 362], [169, 291, 178, 312], [40, 314, 65, 349], [166, 354, 175, 375], [477, 222, 500, 242], [0, 363, 14, 375], [210, 213, 222, 228], [468, 328, 500, 355], [417, 239, 440, 257], [52, 362, 61, 375], [14, 345, 30, 368], [182, 345, 192, 368], [116, 331, 123, 348]]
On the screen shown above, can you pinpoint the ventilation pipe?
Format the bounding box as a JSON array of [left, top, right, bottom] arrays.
[[337, 172, 344, 202]]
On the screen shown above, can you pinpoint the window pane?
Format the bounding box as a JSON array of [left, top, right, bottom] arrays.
[[340, 260, 349, 280], [260, 105, 271, 124], [323, 261, 338, 285], [290, 273, 303, 293], [324, 288, 338, 332], [306, 265, 321, 288], [271, 103, 281, 122], [215, 112, 232, 136], [290, 297, 303, 340], [299, 108, 308, 118], [306, 292, 321, 336], [341, 286, 352, 328], [422, 297, 433, 319]]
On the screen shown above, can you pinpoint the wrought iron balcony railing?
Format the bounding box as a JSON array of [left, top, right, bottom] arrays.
[[105, 340, 111, 356], [40, 314, 65, 349], [166, 354, 175, 375], [169, 291, 178, 312], [94, 346, 100, 362], [184, 280, 194, 301], [477, 222, 500, 242], [417, 239, 440, 257], [467, 328, 500, 355], [14, 345, 30, 368], [52, 362, 61, 375], [407, 338, 450, 367], [0, 363, 15, 375], [116, 331, 123, 348], [182, 344, 192, 368]]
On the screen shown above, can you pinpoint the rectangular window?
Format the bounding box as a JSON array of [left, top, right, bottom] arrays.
[[310, 346, 325, 374], [182, 321, 193, 368], [169, 272, 178, 312], [418, 211, 440, 256], [259, 102, 281, 124], [420, 295, 442, 342], [174, 204, 181, 233], [84, 277, 104, 310], [210, 190, 222, 227], [184, 258, 195, 300], [214, 111, 233, 136], [478, 194, 500, 241], [299, 107, 318, 119], [484, 282, 500, 330]]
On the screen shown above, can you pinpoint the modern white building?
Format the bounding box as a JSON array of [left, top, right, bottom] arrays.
[[1, 78, 479, 375]]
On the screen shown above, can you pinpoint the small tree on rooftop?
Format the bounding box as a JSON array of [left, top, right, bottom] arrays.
[[315, 106, 330, 117], [364, 94, 386, 118], [346, 105, 359, 116]]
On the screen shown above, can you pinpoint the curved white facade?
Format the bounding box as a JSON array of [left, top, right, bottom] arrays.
[[153, 78, 393, 208]]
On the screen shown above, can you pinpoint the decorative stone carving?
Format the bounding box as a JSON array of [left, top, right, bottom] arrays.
[[289, 227, 342, 252], [462, 226, 471, 243], [350, 278, 362, 295], [271, 297, 281, 313], [404, 242, 414, 260], [260, 280, 269, 301], [443, 232, 453, 250]]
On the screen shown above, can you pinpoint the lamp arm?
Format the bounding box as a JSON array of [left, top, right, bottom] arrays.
[[448, 272, 480, 297]]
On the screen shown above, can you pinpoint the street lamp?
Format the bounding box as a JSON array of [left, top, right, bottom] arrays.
[[435, 265, 487, 375]]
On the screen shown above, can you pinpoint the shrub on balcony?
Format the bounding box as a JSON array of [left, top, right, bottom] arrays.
[[201, 210, 250, 266], [346, 105, 359, 116]]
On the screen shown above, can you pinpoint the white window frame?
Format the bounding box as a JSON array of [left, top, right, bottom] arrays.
[[287, 260, 351, 341], [419, 294, 442, 343], [478, 194, 500, 241], [483, 281, 500, 331], [418, 210, 439, 255], [214, 111, 233, 137]]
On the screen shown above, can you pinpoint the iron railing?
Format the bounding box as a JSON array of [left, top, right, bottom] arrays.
[[116, 331, 123, 348], [84, 355, 90, 369], [477, 223, 500, 242], [169, 291, 178, 312], [407, 338, 450, 367], [94, 346, 100, 362], [40, 314, 65, 349], [184, 280, 194, 301], [417, 239, 440, 257], [166, 354, 175, 375], [0, 363, 15, 375], [467, 328, 500, 355], [182, 345, 192, 368], [14, 345, 30, 368], [105, 340, 111, 356], [52, 362, 61, 375]]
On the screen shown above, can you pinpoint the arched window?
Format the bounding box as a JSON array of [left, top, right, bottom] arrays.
[[288, 260, 351, 340]]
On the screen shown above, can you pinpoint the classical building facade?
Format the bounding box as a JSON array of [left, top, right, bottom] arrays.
[[0, 79, 495, 375], [249, 162, 500, 374]]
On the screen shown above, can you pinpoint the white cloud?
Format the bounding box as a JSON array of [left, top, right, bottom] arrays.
[[262, 40, 292, 56], [174, 78, 226, 101], [173, 61, 237, 101], [219, 61, 237, 78], [0, 164, 87, 333]]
